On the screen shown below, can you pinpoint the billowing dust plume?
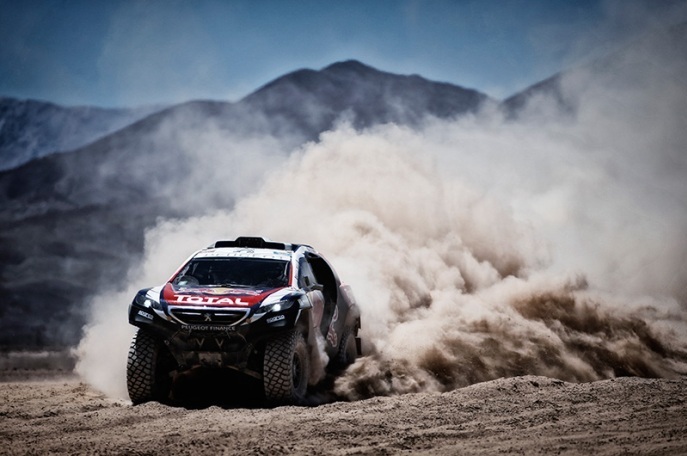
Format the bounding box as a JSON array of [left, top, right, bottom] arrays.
[[76, 25, 687, 400]]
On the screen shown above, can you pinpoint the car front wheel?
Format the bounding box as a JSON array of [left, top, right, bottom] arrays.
[[263, 330, 309, 405], [126, 329, 175, 405]]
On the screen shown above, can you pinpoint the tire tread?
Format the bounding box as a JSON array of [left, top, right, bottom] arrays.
[[127, 330, 159, 404], [263, 330, 308, 405]]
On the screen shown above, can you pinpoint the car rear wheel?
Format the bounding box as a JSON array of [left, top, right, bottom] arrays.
[[335, 327, 359, 368], [127, 329, 175, 405], [263, 330, 309, 405]]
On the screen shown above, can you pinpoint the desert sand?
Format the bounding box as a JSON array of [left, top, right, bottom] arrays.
[[1, 372, 685, 455]]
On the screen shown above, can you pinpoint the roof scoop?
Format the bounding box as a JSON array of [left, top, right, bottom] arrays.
[[212, 237, 289, 250]]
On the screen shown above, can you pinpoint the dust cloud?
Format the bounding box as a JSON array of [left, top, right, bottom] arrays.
[[76, 25, 687, 401]]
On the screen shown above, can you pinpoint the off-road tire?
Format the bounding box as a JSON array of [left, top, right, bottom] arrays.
[[335, 327, 358, 368], [263, 330, 309, 405], [127, 329, 174, 405]]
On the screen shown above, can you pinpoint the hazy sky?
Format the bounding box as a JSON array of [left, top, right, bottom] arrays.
[[1, 0, 685, 107]]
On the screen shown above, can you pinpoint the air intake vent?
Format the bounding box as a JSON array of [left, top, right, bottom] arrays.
[[213, 237, 289, 250]]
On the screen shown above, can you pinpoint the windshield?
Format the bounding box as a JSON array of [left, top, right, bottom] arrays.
[[173, 258, 290, 288]]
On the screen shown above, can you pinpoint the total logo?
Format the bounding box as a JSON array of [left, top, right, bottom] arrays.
[[173, 295, 251, 306]]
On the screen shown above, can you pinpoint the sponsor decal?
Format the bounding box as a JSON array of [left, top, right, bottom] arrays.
[[266, 314, 286, 324], [181, 324, 236, 332], [326, 305, 339, 347], [177, 287, 263, 296], [137, 310, 154, 320], [174, 295, 251, 305], [163, 283, 287, 307]]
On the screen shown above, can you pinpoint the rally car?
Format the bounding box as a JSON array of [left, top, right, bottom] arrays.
[[127, 237, 361, 405]]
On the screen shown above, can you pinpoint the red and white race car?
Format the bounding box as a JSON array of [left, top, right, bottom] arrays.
[[127, 237, 361, 405]]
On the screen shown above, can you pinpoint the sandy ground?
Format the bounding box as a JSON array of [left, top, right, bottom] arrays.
[[1, 373, 685, 455]]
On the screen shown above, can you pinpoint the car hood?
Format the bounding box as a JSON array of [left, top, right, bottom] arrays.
[[161, 283, 287, 308]]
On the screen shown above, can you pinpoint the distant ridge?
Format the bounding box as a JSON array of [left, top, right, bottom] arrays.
[[0, 97, 163, 171], [242, 59, 489, 135], [503, 21, 687, 117]]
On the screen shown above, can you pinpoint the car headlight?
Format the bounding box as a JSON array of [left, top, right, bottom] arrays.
[[260, 298, 295, 313], [259, 291, 303, 313], [134, 290, 161, 310]]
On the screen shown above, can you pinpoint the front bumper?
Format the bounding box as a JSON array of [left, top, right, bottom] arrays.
[[128, 299, 302, 376]]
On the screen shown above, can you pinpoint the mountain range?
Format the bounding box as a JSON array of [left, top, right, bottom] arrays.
[[1, 22, 684, 349]]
